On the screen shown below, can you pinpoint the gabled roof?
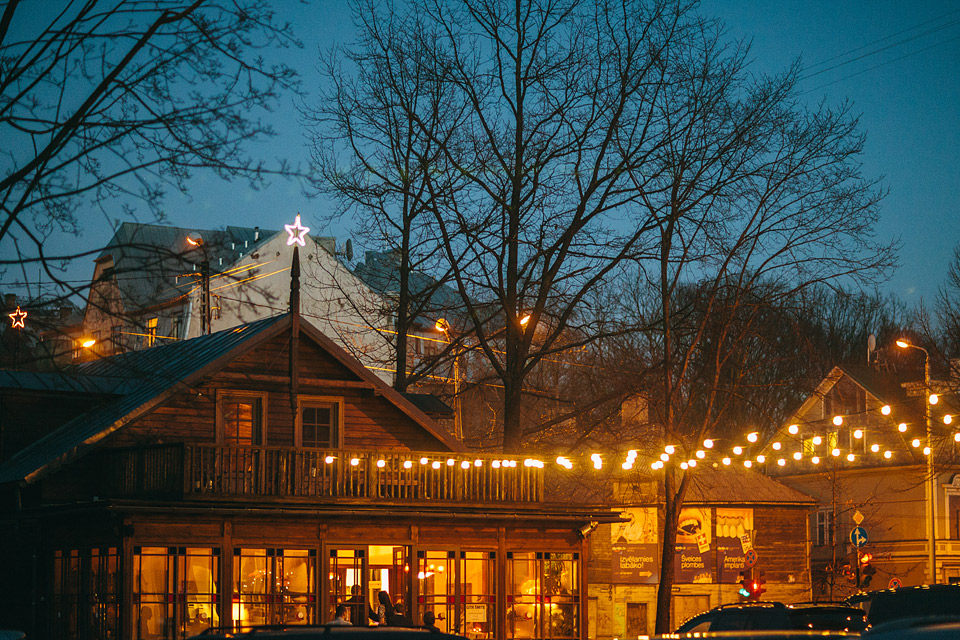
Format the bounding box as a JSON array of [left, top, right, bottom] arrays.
[[0, 313, 464, 486]]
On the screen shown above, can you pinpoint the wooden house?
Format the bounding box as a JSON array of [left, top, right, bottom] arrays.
[[0, 258, 619, 640], [760, 363, 960, 596]]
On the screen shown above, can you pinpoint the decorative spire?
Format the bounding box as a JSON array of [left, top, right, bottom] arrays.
[[290, 245, 301, 407]]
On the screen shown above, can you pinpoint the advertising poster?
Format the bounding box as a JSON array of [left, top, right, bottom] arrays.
[[675, 508, 714, 583], [610, 507, 659, 584], [716, 508, 753, 583]]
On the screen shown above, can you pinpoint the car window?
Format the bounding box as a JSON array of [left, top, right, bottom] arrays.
[[711, 613, 751, 631], [676, 613, 714, 632], [746, 610, 789, 629]]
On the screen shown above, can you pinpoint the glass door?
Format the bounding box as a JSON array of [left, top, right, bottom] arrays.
[[328, 548, 368, 625]]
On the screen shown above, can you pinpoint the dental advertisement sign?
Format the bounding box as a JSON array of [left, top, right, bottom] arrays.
[[716, 508, 754, 583], [610, 507, 659, 583], [675, 508, 714, 583]]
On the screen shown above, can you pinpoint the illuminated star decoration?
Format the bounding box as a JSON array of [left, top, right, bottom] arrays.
[[8, 306, 27, 329], [284, 214, 310, 247]]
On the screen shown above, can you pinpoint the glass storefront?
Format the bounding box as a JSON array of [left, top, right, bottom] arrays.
[[233, 548, 316, 628], [132, 547, 220, 640], [507, 552, 579, 640], [51, 547, 119, 640]]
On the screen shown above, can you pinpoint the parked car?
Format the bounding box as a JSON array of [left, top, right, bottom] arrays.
[[786, 603, 868, 632], [845, 584, 960, 626], [675, 602, 793, 632], [863, 618, 960, 639]]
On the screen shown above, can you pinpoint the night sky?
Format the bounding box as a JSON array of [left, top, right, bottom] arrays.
[[9, 0, 960, 308]]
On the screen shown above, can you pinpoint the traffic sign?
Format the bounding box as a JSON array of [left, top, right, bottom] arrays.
[[888, 577, 902, 590], [853, 510, 864, 525], [850, 526, 868, 548], [744, 549, 758, 568]]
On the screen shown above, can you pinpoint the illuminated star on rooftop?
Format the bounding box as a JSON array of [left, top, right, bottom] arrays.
[[8, 306, 27, 329], [285, 214, 310, 247]]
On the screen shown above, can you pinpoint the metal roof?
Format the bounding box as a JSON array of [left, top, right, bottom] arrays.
[[0, 312, 465, 485], [0, 314, 286, 485]]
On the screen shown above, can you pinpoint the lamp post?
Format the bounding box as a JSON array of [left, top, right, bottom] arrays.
[[896, 339, 936, 583], [436, 319, 463, 441]]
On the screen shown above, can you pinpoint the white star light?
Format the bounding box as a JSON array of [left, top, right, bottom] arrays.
[[285, 214, 310, 247]]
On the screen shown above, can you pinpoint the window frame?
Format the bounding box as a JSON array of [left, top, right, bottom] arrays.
[[296, 396, 344, 449], [145, 317, 158, 348], [217, 390, 268, 446]]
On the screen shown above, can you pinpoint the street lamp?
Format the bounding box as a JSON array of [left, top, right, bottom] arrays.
[[896, 339, 937, 583], [436, 319, 463, 441]]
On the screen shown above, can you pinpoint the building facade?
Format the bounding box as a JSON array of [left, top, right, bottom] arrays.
[[0, 303, 616, 640]]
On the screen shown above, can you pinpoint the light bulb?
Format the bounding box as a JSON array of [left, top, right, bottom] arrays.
[[777, 458, 786, 466], [350, 458, 359, 466], [377, 459, 386, 468], [696, 450, 705, 459], [912, 438, 921, 448], [833, 415, 843, 426], [854, 429, 863, 439], [403, 460, 413, 469], [688, 460, 697, 468], [812, 456, 820, 464], [884, 450, 892, 459], [812, 436, 822, 446], [733, 446, 743, 455], [881, 405, 891, 415], [898, 423, 907, 433], [793, 452, 802, 461], [744, 460, 753, 468], [788, 424, 799, 435], [923, 446, 931, 456], [756, 455, 766, 463], [660, 453, 669, 462], [929, 394, 939, 405], [846, 453, 855, 462], [831, 448, 840, 457], [772, 442, 782, 450], [722, 457, 732, 465], [747, 432, 759, 443], [325, 455, 335, 464], [945, 415, 953, 425], [704, 439, 714, 449], [871, 444, 880, 453], [680, 462, 689, 470], [665, 445, 675, 455]]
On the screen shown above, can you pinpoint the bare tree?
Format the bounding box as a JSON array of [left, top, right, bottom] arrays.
[[1, 0, 302, 298]]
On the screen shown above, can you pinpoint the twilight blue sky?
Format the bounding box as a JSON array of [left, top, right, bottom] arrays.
[[9, 1, 960, 308]]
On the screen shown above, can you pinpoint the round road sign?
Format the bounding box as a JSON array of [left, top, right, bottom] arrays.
[[888, 577, 902, 590], [744, 549, 758, 568]]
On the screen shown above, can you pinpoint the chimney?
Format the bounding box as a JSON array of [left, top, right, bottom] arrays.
[[60, 305, 71, 320], [255, 227, 260, 241], [4, 293, 15, 310]]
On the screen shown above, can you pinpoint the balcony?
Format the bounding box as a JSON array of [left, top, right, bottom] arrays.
[[99, 444, 543, 505]]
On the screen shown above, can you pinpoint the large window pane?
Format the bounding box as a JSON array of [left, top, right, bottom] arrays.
[[133, 546, 220, 640], [507, 552, 579, 640], [234, 548, 316, 629], [462, 551, 496, 639]]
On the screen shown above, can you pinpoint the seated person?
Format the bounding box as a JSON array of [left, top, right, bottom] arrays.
[[387, 602, 415, 627]]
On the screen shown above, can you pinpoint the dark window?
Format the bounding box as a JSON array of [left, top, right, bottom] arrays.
[[301, 402, 338, 448], [816, 510, 834, 547]]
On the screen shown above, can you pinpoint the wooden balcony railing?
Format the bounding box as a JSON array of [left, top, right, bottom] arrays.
[[99, 444, 544, 504]]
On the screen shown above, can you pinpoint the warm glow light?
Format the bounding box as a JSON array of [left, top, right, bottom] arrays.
[[747, 432, 759, 443], [945, 415, 954, 425], [696, 450, 705, 459], [954, 433, 960, 442], [703, 439, 714, 449], [912, 438, 921, 448], [929, 394, 939, 405], [777, 458, 786, 467], [831, 448, 840, 457], [833, 415, 843, 426], [519, 314, 531, 326], [325, 455, 335, 464], [447, 458, 455, 466], [403, 460, 413, 469], [793, 452, 802, 461], [660, 453, 670, 462], [812, 436, 822, 446], [8, 306, 27, 329], [898, 423, 908, 433], [884, 450, 892, 459], [377, 459, 386, 468], [733, 446, 743, 455], [772, 442, 782, 450], [854, 429, 863, 439], [82, 338, 97, 348], [846, 453, 855, 462], [461, 461, 471, 469], [871, 444, 880, 453], [881, 405, 891, 415], [756, 455, 766, 463], [788, 424, 799, 435], [665, 445, 676, 455], [722, 457, 731, 465], [688, 459, 697, 468], [351, 458, 360, 466], [492, 460, 501, 469], [923, 446, 931, 456], [622, 462, 633, 470], [474, 459, 482, 467], [432, 461, 442, 469], [592, 453, 603, 470], [435, 318, 449, 332], [744, 460, 753, 468], [420, 457, 429, 464], [680, 462, 689, 470], [896, 340, 910, 348], [812, 456, 820, 464]]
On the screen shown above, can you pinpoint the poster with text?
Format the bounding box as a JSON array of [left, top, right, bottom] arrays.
[[675, 508, 714, 583], [610, 507, 659, 583], [716, 508, 754, 583]]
